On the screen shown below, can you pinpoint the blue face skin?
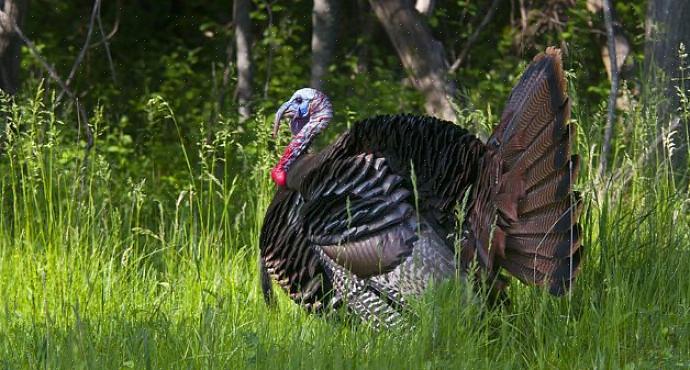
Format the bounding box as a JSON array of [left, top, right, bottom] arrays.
[[289, 96, 311, 135], [291, 95, 310, 118], [273, 88, 320, 138]]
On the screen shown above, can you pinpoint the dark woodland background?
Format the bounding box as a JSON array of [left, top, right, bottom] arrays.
[[2, 0, 689, 191]]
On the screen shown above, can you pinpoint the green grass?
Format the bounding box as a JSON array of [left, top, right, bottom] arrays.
[[1, 87, 689, 369]]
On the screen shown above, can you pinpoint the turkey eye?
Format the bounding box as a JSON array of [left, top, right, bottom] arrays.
[[294, 97, 303, 104]]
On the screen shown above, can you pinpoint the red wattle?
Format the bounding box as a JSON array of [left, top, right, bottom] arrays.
[[271, 167, 287, 187]]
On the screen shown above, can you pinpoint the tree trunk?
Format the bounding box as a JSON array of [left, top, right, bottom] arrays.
[[310, 0, 338, 90], [645, 0, 690, 179], [0, 0, 26, 95], [369, 0, 456, 122], [355, 0, 376, 74], [587, 0, 631, 111], [233, 0, 252, 122]]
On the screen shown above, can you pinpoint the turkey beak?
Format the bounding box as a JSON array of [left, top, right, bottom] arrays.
[[273, 101, 294, 138]]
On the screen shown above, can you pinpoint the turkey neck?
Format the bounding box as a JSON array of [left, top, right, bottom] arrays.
[[285, 153, 320, 190]]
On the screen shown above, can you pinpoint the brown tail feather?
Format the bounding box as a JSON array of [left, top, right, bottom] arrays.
[[504, 225, 581, 259], [463, 47, 583, 295], [518, 158, 579, 214], [503, 115, 568, 169]]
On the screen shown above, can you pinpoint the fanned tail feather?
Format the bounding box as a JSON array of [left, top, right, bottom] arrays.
[[464, 47, 583, 295]]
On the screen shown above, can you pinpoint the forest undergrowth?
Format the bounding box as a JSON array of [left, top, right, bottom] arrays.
[[0, 76, 689, 368]]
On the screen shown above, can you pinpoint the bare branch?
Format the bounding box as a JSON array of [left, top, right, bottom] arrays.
[[518, 0, 528, 49], [216, 36, 234, 118], [89, 0, 120, 48], [448, 0, 502, 74], [208, 34, 234, 133], [598, 0, 619, 179], [7, 15, 93, 152], [0, 0, 25, 95], [57, 0, 101, 103], [96, 0, 117, 84]]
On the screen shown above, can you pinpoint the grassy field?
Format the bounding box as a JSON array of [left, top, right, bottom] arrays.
[[1, 87, 689, 369]]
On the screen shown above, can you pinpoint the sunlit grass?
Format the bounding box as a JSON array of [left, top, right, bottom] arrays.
[[0, 86, 689, 368]]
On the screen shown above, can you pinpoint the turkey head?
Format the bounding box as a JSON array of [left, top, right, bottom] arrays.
[[271, 88, 333, 187]]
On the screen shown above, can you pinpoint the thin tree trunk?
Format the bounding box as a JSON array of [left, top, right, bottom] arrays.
[[369, 0, 456, 122], [598, 0, 619, 179], [645, 0, 690, 179], [0, 0, 26, 95], [355, 0, 375, 74], [587, 0, 630, 102], [233, 0, 252, 122], [310, 0, 338, 90]]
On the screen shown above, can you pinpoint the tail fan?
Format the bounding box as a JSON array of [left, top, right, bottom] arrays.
[[464, 47, 583, 295]]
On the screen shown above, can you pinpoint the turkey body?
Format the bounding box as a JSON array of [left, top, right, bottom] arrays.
[[260, 48, 582, 326]]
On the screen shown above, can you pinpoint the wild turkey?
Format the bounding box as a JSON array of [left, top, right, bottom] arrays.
[[260, 48, 582, 326]]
